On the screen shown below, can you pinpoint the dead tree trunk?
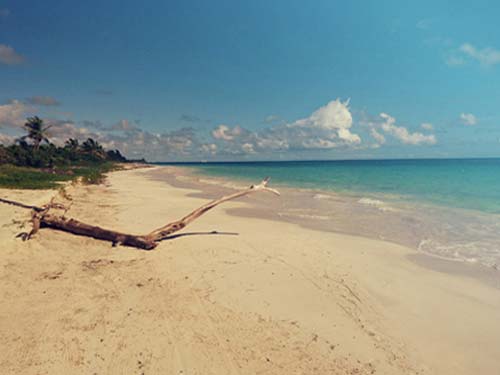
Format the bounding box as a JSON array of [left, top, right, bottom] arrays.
[[1, 178, 279, 250], [40, 214, 158, 249]]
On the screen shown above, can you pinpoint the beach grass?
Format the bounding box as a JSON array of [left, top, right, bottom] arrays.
[[0, 162, 119, 189]]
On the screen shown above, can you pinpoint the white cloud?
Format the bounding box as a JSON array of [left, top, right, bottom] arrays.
[[210, 124, 260, 154], [370, 128, 386, 144], [379, 113, 436, 145], [0, 104, 205, 160], [209, 99, 361, 155], [45, 120, 97, 146], [46, 120, 200, 160], [157, 128, 196, 154], [458, 43, 500, 66], [459, 112, 477, 126], [0, 97, 441, 160], [421, 123, 433, 130], [292, 99, 360, 144], [212, 124, 243, 141], [0, 44, 24, 65], [200, 143, 217, 155], [255, 137, 284, 149], [300, 138, 339, 149], [0, 100, 31, 128], [241, 143, 255, 153]]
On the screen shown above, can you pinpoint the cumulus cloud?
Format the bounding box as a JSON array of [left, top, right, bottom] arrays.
[[300, 138, 339, 149], [0, 100, 32, 128], [458, 43, 500, 66], [42, 119, 200, 160], [46, 120, 97, 145], [158, 128, 196, 154], [26, 96, 60, 106], [292, 99, 360, 144], [460, 112, 477, 126], [277, 99, 361, 148], [0, 44, 24, 65], [379, 113, 436, 145], [212, 124, 244, 141], [209, 99, 361, 155], [109, 127, 198, 159], [0, 98, 205, 160], [241, 143, 255, 154], [209, 125, 258, 154], [0, 97, 440, 160], [421, 123, 433, 130], [200, 143, 217, 155]]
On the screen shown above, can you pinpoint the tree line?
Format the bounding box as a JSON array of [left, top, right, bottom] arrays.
[[0, 116, 128, 168]]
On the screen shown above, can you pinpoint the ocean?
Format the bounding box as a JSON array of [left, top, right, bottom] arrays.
[[158, 159, 500, 269]]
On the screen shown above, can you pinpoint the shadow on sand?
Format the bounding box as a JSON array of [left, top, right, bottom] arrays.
[[164, 230, 239, 240]]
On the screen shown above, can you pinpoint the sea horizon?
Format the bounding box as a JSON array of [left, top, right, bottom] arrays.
[[155, 156, 500, 164]]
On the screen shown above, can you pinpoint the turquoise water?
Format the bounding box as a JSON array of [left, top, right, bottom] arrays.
[[165, 159, 500, 214], [155, 159, 500, 268]]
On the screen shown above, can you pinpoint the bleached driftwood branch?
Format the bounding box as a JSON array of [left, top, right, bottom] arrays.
[[1, 177, 279, 250]]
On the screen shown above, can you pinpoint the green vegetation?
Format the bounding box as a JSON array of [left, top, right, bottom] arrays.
[[18, 116, 52, 151], [0, 116, 133, 189], [0, 163, 119, 189]]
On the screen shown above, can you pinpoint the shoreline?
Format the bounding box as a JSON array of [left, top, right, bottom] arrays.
[[155, 160, 500, 216], [1, 166, 499, 374], [146, 165, 500, 289], [158, 163, 500, 223]]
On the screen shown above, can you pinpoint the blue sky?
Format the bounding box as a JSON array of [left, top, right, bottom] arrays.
[[1, 0, 499, 161]]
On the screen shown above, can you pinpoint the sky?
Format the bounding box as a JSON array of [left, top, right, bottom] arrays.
[[1, 0, 500, 161]]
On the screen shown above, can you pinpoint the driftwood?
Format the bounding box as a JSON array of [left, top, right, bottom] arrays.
[[1, 178, 279, 250]]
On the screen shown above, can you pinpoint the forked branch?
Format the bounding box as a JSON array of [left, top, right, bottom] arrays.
[[147, 177, 279, 242]]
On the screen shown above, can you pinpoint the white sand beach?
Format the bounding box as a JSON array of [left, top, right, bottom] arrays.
[[1, 166, 499, 374]]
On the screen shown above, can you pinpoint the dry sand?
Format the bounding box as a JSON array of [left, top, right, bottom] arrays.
[[0, 166, 499, 374]]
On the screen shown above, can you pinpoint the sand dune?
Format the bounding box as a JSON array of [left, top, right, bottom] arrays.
[[0, 167, 499, 374]]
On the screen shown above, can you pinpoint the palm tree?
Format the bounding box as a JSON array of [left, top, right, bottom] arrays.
[[64, 138, 81, 162], [81, 138, 106, 160], [65, 138, 79, 151], [20, 116, 52, 150]]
